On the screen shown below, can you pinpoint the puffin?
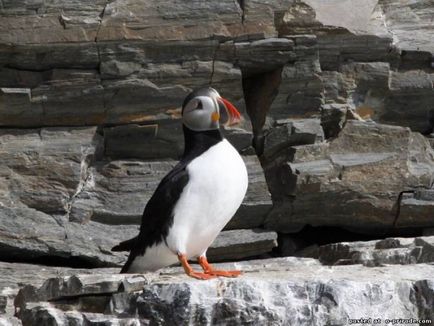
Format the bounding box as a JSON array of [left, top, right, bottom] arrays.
[[112, 87, 248, 280]]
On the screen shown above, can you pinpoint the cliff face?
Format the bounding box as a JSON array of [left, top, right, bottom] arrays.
[[1, 0, 433, 130], [0, 0, 433, 324]]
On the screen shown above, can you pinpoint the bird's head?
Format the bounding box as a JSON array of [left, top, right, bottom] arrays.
[[181, 87, 241, 131]]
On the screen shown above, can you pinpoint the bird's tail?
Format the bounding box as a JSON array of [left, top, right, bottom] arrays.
[[111, 236, 138, 252]]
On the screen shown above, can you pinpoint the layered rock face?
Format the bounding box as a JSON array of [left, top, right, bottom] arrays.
[[10, 251, 434, 326], [0, 0, 433, 324], [1, 0, 433, 131], [264, 120, 434, 233]]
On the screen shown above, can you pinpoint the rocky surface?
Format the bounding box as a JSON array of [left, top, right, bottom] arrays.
[[317, 236, 434, 266], [9, 257, 434, 326], [264, 120, 434, 233], [0, 0, 434, 324], [0, 262, 118, 318], [0, 237, 432, 325], [0, 206, 133, 267], [0, 0, 433, 131]]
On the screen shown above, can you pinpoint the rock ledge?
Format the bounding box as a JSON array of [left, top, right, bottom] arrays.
[[14, 258, 434, 326]]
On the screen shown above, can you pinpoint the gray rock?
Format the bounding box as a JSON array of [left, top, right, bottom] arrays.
[[277, 1, 398, 69], [235, 38, 296, 74], [207, 229, 277, 262], [319, 63, 432, 133], [321, 71, 352, 105], [382, 71, 434, 132], [104, 122, 183, 160], [320, 104, 350, 138], [341, 62, 390, 93], [0, 262, 118, 318], [0, 205, 134, 267], [14, 258, 434, 325], [265, 121, 434, 233], [0, 43, 99, 73], [0, 317, 22, 326], [0, 89, 33, 124], [0, 127, 101, 214], [317, 236, 434, 267], [0, 0, 432, 133], [399, 196, 434, 228], [69, 160, 177, 224], [262, 119, 324, 162], [378, 0, 434, 53], [270, 53, 323, 119], [98, 41, 218, 72], [19, 302, 143, 326], [0, 1, 105, 44]]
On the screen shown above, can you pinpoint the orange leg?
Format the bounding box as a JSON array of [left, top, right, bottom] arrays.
[[178, 254, 216, 280], [198, 256, 242, 278]]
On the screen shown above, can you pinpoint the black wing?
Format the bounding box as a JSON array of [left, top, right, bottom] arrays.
[[117, 162, 189, 273], [111, 236, 138, 252]]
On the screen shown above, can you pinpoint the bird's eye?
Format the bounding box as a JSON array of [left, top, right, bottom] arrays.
[[196, 101, 203, 110]]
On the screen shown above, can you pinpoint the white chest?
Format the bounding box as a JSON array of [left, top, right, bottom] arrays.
[[167, 139, 248, 257]]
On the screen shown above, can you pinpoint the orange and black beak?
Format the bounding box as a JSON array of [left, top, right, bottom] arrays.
[[217, 97, 241, 126]]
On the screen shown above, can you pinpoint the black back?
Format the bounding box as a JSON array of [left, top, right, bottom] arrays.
[[117, 126, 223, 272]]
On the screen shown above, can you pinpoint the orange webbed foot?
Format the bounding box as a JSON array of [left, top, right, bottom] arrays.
[[198, 256, 242, 278], [205, 270, 242, 278], [178, 253, 217, 280], [187, 271, 217, 280]]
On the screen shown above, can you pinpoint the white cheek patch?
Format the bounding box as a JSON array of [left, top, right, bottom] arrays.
[[183, 96, 219, 131], [196, 96, 216, 112]]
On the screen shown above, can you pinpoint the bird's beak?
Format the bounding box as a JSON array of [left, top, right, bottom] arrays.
[[217, 97, 241, 126]]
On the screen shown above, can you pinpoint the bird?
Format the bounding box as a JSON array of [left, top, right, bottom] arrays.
[[112, 87, 248, 280]]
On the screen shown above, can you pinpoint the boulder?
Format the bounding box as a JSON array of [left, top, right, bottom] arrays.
[[265, 121, 434, 233]]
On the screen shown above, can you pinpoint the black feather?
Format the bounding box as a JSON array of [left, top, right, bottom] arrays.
[[117, 126, 223, 273], [111, 236, 138, 252], [181, 87, 216, 113]]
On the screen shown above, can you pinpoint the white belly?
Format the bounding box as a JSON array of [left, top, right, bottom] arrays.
[[128, 139, 248, 272], [167, 139, 248, 259], [127, 243, 179, 272]]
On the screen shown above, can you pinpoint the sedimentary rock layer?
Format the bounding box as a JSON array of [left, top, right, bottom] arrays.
[[13, 258, 434, 326]]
